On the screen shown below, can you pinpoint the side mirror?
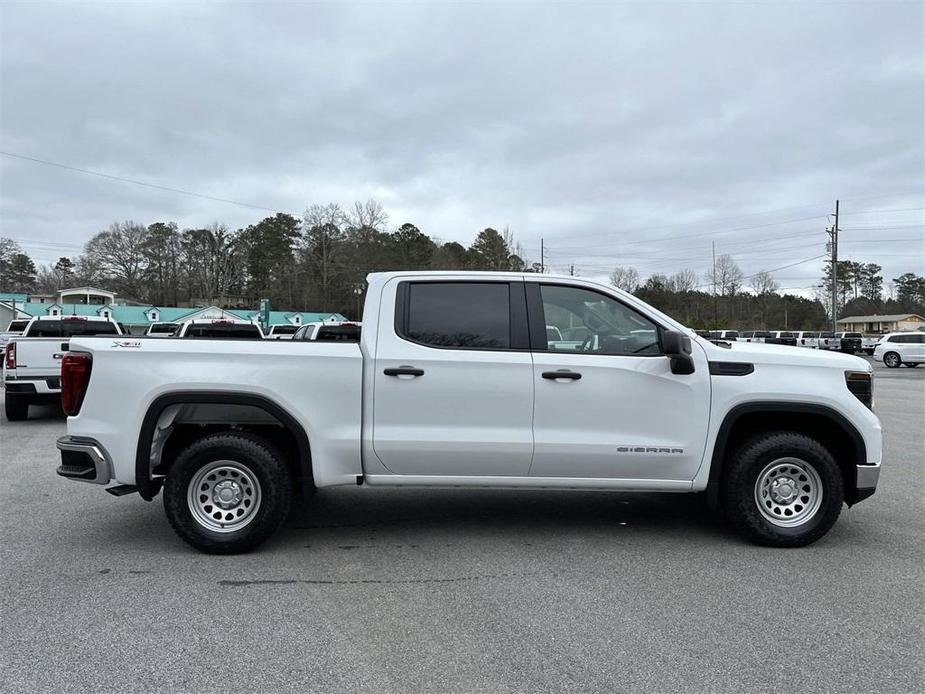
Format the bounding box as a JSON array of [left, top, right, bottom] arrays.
[[662, 330, 695, 375]]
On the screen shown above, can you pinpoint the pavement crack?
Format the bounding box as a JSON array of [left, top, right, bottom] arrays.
[[218, 571, 538, 587]]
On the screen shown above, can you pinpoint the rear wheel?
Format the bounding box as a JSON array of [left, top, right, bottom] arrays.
[[163, 432, 293, 554], [907, 363, 919, 368], [4, 395, 28, 421], [722, 431, 843, 547], [883, 352, 902, 368]]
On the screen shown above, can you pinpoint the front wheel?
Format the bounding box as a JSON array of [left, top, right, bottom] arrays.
[[722, 432, 843, 547], [4, 395, 28, 421], [163, 432, 293, 554], [883, 352, 902, 368]]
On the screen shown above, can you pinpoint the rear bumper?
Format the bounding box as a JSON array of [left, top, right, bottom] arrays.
[[4, 376, 61, 394], [56, 436, 112, 485]]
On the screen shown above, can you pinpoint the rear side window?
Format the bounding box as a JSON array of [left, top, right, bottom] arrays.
[[26, 320, 120, 337], [148, 323, 178, 334], [7, 320, 29, 332], [183, 324, 263, 339], [316, 325, 361, 342], [270, 325, 297, 335], [400, 282, 511, 349]]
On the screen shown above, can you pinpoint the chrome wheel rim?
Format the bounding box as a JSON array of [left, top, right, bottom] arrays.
[[187, 460, 261, 533], [754, 457, 822, 528], [884, 353, 899, 367]]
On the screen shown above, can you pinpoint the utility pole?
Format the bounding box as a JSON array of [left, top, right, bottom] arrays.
[[540, 238, 545, 273], [827, 200, 840, 333], [569, 264, 574, 276], [712, 240, 718, 329]]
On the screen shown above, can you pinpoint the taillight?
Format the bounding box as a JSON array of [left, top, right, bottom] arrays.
[[61, 352, 92, 416], [4, 342, 15, 370]]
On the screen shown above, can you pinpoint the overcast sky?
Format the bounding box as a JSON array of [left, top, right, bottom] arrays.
[[1, 1, 923, 294]]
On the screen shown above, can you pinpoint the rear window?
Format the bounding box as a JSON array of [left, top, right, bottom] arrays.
[[183, 323, 263, 339], [819, 332, 834, 338], [778, 332, 795, 338], [722, 331, 739, 338], [270, 325, 298, 335], [148, 323, 178, 334], [401, 282, 511, 349], [26, 319, 120, 337], [315, 325, 361, 342], [755, 331, 772, 338], [845, 332, 862, 338]]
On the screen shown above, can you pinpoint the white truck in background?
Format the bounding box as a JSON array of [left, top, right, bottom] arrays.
[[4, 315, 122, 420], [55, 272, 882, 554]]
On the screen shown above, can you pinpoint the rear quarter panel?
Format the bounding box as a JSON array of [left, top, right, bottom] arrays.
[[66, 338, 363, 487]]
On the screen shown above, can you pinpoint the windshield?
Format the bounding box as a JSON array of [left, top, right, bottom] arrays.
[[7, 320, 29, 332], [270, 325, 298, 335], [148, 323, 178, 334]]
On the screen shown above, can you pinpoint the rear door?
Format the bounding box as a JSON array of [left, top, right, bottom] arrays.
[[527, 282, 711, 482], [372, 279, 535, 476]]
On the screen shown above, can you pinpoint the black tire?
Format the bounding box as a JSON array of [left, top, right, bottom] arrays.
[[163, 431, 293, 554], [721, 431, 843, 547], [883, 351, 902, 368], [906, 362, 919, 368], [4, 395, 28, 421]]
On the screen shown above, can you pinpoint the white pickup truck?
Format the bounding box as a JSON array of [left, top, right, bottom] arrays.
[[4, 315, 122, 420], [54, 272, 882, 553]]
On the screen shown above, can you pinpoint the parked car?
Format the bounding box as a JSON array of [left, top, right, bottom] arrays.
[[766, 331, 798, 346], [818, 332, 841, 351], [3, 315, 122, 421], [0, 318, 30, 350], [293, 321, 362, 342], [716, 330, 739, 341], [860, 334, 883, 355], [266, 324, 299, 340], [56, 271, 880, 553], [145, 322, 179, 337], [175, 319, 264, 339], [835, 332, 863, 354], [872, 331, 925, 368], [795, 331, 819, 349], [740, 330, 771, 343]]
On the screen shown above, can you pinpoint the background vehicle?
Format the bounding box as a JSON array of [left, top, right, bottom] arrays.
[[795, 331, 819, 349], [175, 319, 264, 339], [873, 331, 924, 368], [717, 330, 738, 341], [146, 322, 179, 337], [740, 330, 771, 343], [57, 272, 880, 554], [293, 321, 362, 342], [835, 332, 862, 354], [818, 332, 841, 351], [766, 331, 797, 346], [4, 315, 122, 421], [860, 334, 883, 355], [267, 324, 299, 340], [0, 318, 30, 350]]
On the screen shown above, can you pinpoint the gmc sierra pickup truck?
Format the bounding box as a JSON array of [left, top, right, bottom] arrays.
[[55, 272, 882, 554], [4, 315, 122, 420]]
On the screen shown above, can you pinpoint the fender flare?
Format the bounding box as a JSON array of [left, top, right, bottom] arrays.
[[705, 401, 867, 511], [135, 391, 312, 501]]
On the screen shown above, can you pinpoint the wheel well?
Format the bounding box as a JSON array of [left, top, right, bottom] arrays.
[[136, 393, 313, 501], [707, 404, 866, 509]]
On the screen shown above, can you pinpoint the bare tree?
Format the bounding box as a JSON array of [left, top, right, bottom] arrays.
[[610, 266, 640, 293], [750, 270, 779, 296], [668, 268, 698, 293], [705, 254, 744, 296], [347, 199, 388, 232], [83, 221, 149, 299]]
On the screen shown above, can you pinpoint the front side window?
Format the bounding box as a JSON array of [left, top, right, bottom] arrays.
[[402, 282, 511, 349], [538, 284, 660, 355]]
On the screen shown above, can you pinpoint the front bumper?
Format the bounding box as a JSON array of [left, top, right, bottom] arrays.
[[56, 436, 112, 485]]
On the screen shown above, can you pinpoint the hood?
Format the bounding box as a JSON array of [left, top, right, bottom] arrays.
[[694, 337, 871, 371]]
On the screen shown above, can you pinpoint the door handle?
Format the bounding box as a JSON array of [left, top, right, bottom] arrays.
[[542, 370, 582, 380], [384, 366, 425, 377]]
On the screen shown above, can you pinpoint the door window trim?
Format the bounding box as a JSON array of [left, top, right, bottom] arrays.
[[393, 279, 531, 352], [525, 281, 667, 356]]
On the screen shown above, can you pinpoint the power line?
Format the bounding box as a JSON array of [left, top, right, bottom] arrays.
[[0, 150, 282, 213]]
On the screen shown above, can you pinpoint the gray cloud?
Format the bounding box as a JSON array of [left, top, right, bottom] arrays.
[[1, 1, 923, 291]]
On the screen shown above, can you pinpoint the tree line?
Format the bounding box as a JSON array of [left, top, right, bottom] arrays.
[[1, 204, 923, 327]]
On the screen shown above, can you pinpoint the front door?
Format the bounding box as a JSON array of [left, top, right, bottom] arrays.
[[528, 282, 711, 482], [372, 279, 535, 477]]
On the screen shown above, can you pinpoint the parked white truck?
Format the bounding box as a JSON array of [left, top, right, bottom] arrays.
[[54, 272, 881, 553], [4, 315, 122, 420]]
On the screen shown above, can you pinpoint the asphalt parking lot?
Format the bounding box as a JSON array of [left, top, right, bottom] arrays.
[[1, 359, 923, 694]]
